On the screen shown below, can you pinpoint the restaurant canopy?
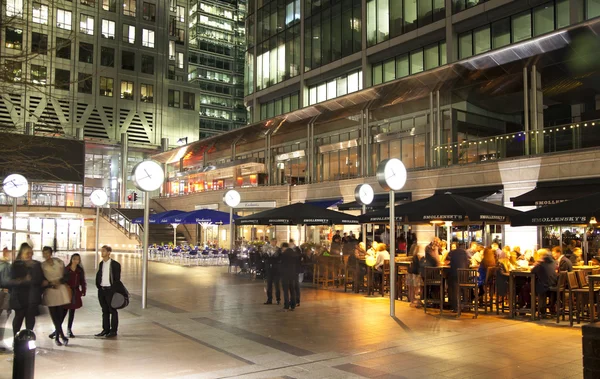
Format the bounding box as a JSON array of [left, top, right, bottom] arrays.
[[337, 192, 412, 211], [434, 185, 503, 200], [235, 202, 360, 225], [510, 178, 600, 207], [511, 192, 600, 226], [304, 198, 343, 209], [162, 209, 237, 225], [132, 210, 185, 224], [360, 193, 521, 224]]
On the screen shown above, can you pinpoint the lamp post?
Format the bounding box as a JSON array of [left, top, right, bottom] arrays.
[[3, 174, 29, 262], [90, 190, 108, 269], [376, 159, 407, 317], [170, 223, 179, 246], [132, 160, 165, 309], [223, 190, 241, 253]]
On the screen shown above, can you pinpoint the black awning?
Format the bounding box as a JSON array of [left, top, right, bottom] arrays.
[[304, 198, 343, 209], [235, 202, 359, 225], [434, 185, 503, 200], [511, 192, 600, 226], [337, 192, 412, 211], [510, 178, 600, 207]]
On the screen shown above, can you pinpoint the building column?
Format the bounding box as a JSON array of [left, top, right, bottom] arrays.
[[570, 0, 584, 25], [160, 138, 169, 197], [428, 92, 434, 167], [361, 0, 370, 89], [530, 65, 544, 154], [444, 0, 455, 64], [119, 132, 128, 208]]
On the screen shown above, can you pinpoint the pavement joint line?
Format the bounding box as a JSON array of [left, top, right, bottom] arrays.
[[151, 321, 256, 365], [192, 317, 315, 357]]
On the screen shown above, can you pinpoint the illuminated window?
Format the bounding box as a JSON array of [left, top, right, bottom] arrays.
[[123, 0, 136, 16], [142, 29, 154, 48], [80, 14, 94, 35], [5, 27, 23, 50], [177, 5, 185, 22], [32, 3, 48, 24], [99, 77, 114, 97], [123, 24, 135, 44], [57, 9, 72, 30], [31, 65, 46, 85], [120, 80, 134, 100], [177, 52, 184, 68], [102, 20, 115, 39], [6, 0, 23, 17], [140, 84, 153, 103]]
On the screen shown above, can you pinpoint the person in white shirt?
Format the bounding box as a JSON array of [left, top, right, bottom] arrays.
[[374, 244, 390, 271], [95, 245, 121, 338]]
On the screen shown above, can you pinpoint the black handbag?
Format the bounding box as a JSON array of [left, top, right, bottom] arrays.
[[110, 292, 129, 309]]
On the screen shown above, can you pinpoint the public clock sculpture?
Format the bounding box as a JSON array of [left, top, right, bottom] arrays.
[[90, 189, 108, 207], [223, 189, 241, 208], [354, 183, 374, 205], [3, 174, 28, 198], [376, 158, 407, 191], [132, 160, 165, 192]]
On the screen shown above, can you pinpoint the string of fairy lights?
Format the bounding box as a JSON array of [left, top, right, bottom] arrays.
[[434, 121, 598, 152]]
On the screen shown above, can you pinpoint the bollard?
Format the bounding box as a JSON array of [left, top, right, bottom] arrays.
[[13, 329, 36, 379]]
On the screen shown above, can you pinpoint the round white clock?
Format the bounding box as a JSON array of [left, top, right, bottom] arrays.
[[132, 160, 165, 192], [223, 189, 241, 207], [376, 158, 407, 191], [90, 189, 108, 207], [354, 184, 374, 205], [3, 174, 28, 198]]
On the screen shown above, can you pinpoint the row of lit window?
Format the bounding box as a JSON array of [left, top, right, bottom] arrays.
[[259, 92, 299, 120], [458, 1, 570, 60], [308, 71, 363, 106], [372, 41, 446, 85], [7, 0, 184, 21]]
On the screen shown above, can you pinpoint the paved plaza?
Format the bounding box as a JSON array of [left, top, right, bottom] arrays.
[[0, 252, 584, 379]]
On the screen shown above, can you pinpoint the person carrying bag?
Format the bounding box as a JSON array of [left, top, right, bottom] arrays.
[[41, 246, 71, 346]]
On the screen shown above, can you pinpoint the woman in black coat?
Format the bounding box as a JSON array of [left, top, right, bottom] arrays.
[[10, 243, 43, 337]]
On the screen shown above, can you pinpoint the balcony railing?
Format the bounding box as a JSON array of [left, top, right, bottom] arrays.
[[433, 120, 600, 167], [100, 207, 141, 242]]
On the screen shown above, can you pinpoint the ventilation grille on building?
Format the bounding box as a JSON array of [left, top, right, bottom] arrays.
[[120, 109, 150, 144], [85, 107, 110, 140], [9, 94, 21, 118], [36, 97, 64, 135], [0, 97, 15, 129], [57, 100, 70, 123]]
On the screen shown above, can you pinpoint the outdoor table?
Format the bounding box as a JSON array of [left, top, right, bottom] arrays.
[[588, 275, 600, 322], [509, 269, 536, 321], [574, 265, 599, 272]]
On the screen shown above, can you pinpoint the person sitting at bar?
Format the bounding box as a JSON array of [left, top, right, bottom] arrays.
[[466, 241, 479, 258], [470, 245, 484, 267], [517, 250, 531, 268], [531, 249, 558, 316], [366, 241, 378, 258], [478, 248, 496, 296], [570, 248, 583, 266], [491, 242, 502, 259], [552, 246, 573, 272], [374, 243, 390, 272]]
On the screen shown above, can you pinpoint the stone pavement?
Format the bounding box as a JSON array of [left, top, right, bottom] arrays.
[[0, 252, 583, 379]]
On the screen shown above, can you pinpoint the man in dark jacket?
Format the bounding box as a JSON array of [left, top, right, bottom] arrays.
[[551, 246, 573, 273], [264, 239, 281, 305], [289, 239, 303, 306], [532, 249, 558, 315], [95, 245, 122, 338], [445, 243, 470, 312], [279, 243, 298, 311]]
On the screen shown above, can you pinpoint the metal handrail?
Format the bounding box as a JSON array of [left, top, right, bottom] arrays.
[[100, 207, 142, 242]]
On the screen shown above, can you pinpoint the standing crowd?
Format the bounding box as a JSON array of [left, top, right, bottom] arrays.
[[0, 244, 125, 351], [262, 239, 305, 311]]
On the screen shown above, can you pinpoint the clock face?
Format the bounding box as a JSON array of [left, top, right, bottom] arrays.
[[3, 174, 28, 198], [354, 184, 374, 205], [132, 160, 165, 192], [223, 190, 241, 207], [376, 158, 407, 191], [90, 189, 108, 206]]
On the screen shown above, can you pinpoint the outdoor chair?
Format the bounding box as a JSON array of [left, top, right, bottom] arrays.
[[483, 267, 497, 314], [396, 265, 409, 301], [380, 260, 391, 296], [566, 271, 584, 326], [457, 268, 479, 319], [343, 256, 355, 292], [423, 267, 444, 315], [495, 272, 509, 315], [577, 270, 589, 288], [549, 272, 569, 324]]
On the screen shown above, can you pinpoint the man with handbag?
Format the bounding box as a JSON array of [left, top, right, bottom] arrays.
[[95, 245, 122, 338]]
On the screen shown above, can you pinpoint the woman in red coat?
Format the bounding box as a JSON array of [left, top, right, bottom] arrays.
[[63, 253, 86, 337]]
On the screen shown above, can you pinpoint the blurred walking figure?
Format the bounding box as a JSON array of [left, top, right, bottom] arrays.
[[61, 253, 86, 338], [279, 243, 298, 311], [10, 243, 43, 339], [264, 239, 281, 305], [95, 245, 121, 338], [289, 239, 303, 307], [0, 247, 11, 351], [42, 246, 71, 346]]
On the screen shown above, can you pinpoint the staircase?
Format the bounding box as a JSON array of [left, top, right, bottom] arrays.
[[100, 207, 188, 245]]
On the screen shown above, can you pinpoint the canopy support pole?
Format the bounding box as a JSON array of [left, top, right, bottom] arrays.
[[389, 191, 396, 317], [559, 226, 563, 250], [445, 222, 452, 252], [229, 208, 234, 253], [482, 222, 487, 247], [362, 204, 366, 248]]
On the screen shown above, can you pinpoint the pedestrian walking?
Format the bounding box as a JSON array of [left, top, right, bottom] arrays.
[[0, 247, 11, 351], [95, 245, 122, 338], [10, 243, 43, 339], [41, 246, 71, 346], [289, 239, 302, 307], [279, 243, 298, 311], [263, 239, 281, 305], [61, 253, 86, 338]]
